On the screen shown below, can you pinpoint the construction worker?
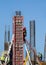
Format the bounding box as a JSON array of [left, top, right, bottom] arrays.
[[1, 55, 5, 64], [38, 52, 42, 61], [40, 53, 42, 61], [23, 27, 27, 42]]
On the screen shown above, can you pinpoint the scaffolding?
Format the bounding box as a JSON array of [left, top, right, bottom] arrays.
[[13, 11, 24, 65]]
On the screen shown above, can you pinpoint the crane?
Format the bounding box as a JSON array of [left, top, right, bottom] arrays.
[[23, 39, 46, 65]]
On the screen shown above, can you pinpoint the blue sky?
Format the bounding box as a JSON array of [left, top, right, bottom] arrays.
[[0, 0, 46, 55]]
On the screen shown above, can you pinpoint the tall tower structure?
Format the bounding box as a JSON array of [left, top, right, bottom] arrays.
[[8, 25, 10, 45], [30, 20, 35, 61], [4, 25, 7, 42], [4, 25, 9, 51], [44, 34, 46, 61], [13, 11, 23, 65]]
